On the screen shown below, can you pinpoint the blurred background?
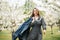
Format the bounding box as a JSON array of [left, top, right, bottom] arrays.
[[0, 0, 60, 40]]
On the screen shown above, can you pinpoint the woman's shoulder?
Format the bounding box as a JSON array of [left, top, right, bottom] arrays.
[[39, 16, 43, 19], [39, 16, 45, 21]]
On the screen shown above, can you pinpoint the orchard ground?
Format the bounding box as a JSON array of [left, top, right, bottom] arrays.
[[0, 26, 60, 40]]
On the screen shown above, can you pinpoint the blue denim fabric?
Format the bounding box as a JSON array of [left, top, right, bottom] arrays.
[[12, 17, 32, 40]]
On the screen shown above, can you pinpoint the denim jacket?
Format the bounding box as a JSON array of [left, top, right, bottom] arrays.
[[12, 17, 33, 40]]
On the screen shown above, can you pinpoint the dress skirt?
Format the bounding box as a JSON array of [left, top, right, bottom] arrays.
[[27, 25, 42, 40]]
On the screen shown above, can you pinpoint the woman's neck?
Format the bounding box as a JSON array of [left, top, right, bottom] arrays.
[[34, 15, 39, 17]]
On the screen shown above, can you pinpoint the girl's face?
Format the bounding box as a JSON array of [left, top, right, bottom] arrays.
[[33, 9, 39, 16]]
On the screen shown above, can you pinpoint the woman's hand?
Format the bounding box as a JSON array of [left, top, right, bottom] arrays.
[[43, 30, 46, 35]]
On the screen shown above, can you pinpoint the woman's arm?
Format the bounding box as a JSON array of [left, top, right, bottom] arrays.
[[41, 17, 46, 30]]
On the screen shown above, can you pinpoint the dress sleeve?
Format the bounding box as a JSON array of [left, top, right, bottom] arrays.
[[41, 17, 46, 30]]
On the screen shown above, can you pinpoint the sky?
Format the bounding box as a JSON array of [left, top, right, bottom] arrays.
[[1, 0, 26, 6], [1, 0, 43, 7]]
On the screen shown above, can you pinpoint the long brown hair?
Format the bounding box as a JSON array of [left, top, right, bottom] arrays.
[[31, 8, 40, 17]]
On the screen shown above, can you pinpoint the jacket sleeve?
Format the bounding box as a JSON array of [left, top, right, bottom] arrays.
[[41, 17, 46, 30]]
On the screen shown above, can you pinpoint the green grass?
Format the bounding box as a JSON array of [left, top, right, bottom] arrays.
[[0, 26, 60, 40], [0, 30, 12, 40], [43, 26, 60, 40]]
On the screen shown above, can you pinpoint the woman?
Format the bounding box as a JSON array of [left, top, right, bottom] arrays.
[[12, 8, 46, 40], [27, 8, 46, 40]]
